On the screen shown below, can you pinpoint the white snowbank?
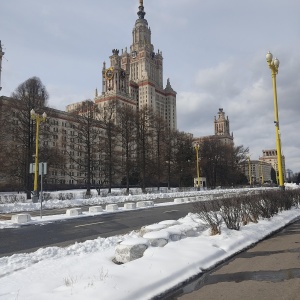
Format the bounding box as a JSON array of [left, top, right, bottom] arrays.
[[0, 208, 299, 300]]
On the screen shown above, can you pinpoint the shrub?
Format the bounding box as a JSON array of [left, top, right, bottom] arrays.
[[193, 200, 222, 235], [193, 189, 299, 233], [240, 195, 260, 224], [291, 189, 300, 207], [219, 198, 243, 230]]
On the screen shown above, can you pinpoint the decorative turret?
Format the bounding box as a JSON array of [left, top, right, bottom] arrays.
[[214, 108, 231, 136], [110, 49, 121, 68], [165, 78, 175, 94]]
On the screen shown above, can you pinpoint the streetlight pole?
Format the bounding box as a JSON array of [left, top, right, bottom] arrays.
[[30, 109, 47, 201], [266, 51, 284, 190], [194, 143, 200, 191], [247, 156, 252, 186]]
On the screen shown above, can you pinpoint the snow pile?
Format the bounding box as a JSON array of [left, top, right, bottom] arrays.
[[0, 208, 299, 299], [285, 182, 300, 189], [0, 187, 271, 213]]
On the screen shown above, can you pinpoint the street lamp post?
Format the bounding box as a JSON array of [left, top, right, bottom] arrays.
[[247, 156, 252, 186], [266, 51, 284, 190], [194, 143, 200, 191], [30, 109, 47, 201]]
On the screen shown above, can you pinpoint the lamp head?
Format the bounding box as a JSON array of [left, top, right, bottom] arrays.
[[42, 112, 47, 120], [273, 58, 279, 68], [30, 109, 35, 116], [266, 51, 273, 63]]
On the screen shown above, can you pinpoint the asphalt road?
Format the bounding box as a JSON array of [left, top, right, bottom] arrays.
[[0, 202, 195, 257], [167, 218, 300, 300]]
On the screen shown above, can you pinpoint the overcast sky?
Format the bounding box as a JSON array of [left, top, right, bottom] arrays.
[[1, 0, 300, 173]]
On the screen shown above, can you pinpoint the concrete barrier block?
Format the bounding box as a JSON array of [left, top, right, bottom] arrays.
[[136, 201, 146, 208], [165, 228, 182, 241], [182, 226, 197, 237], [188, 197, 196, 202], [140, 223, 167, 236], [115, 238, 148, 263], [106, 204, 118, 212], [89, 206, 103, 213], [159, 220, 179, 226], [66, 208, 82, 216], [124, 202, 136, 210], [143, 231, 169, 247], [145, 201, 154, 207], [174, 198, 184, 203], [170, 224, 197, 237], [11, 213, 31, 224]]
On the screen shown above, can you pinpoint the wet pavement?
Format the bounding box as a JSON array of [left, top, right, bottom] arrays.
[[167, 218, 300, 300]]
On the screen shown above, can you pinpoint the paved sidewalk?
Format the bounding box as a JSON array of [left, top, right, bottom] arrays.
[[175, 219, 300, 300]]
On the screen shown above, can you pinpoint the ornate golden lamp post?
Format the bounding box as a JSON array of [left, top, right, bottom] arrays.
[[30, 109, 47, 201], [194, 143, 200, 191], [266, 51, 284, 190], [247, 156, 252, 186]]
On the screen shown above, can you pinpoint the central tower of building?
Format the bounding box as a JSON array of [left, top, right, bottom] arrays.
[[94, 0, 177, 129]]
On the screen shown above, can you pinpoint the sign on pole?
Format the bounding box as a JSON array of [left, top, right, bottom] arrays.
[[29, 163, 47, 175]]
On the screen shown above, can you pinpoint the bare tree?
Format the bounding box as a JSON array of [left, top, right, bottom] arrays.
[[135, 107, 153, 192], [117, 104, 137, 194], [164, 126, 177, 189], [1, 78, 48, 197], [200, 138, 249, 188], [67, 100, 102, 196], [151, 111, 167, 190], [173, 131, 194, 188], [100, 100, 120, 193]]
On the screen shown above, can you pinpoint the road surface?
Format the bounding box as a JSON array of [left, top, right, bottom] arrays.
[[0, 202, 195, 257]]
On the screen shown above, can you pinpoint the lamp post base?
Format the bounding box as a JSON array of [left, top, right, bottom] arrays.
[[32, 192, 39, 203]]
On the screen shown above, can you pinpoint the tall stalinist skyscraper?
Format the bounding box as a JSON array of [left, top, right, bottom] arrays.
[[93, 0, 177, 129]]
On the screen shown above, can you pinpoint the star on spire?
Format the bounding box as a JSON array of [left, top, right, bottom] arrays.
[[137, 0, 146, 19]]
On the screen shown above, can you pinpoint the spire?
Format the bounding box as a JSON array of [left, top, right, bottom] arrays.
[[137, 0, 146, 19]]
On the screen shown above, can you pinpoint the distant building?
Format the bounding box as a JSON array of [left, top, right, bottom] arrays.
[[193, 108, 234, 146], [241, 159, 272, 184], [286, 169, 293, 181], [259, 149, 286, 182], [194, 177, 207, 189]]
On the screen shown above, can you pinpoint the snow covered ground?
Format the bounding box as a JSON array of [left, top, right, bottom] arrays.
[[0, 184, 299, 300], [0, 187, 251, 213]]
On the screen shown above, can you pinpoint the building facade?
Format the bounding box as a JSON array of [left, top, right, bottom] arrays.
[[193, 108, 234, 146], [67, 0, 177, 130], [241, 159, 272, 184], [213, 108, 234, 145], [0, 96, 108, 190], [259, 149, 286, 182], [0, 1, 178, 192]]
